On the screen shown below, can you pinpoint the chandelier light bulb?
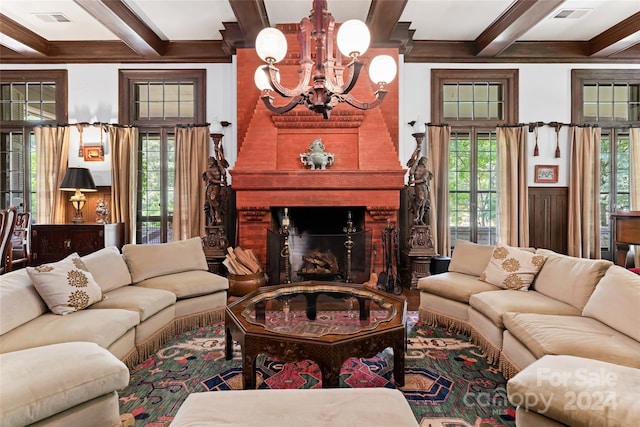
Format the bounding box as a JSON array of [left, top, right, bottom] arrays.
[[254, 66, 277, 91], [336, 19, 370, 58], [368, 55, 397, 85], [255, 27, 288, 64]]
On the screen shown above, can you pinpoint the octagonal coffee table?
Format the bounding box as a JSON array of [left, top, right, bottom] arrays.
[[225, 282, 407, 389]]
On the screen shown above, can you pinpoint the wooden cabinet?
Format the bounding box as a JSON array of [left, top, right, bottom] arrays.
[[31, 223, 124, 266]]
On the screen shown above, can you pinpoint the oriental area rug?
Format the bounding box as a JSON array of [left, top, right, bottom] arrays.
[[119, 313, 516, 427]]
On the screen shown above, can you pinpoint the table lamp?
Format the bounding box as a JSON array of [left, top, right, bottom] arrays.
[[60, 167, 97, 223]]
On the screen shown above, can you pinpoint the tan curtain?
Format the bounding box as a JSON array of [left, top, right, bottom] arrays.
[[173, 126, 209, 240], [427, 125, 451, 256], [630, 128, 640, 267], [34, 126, 70, 224], [568, 126, 601, 258], [496, 126, 529, 246], [109, 126, 138, 244]]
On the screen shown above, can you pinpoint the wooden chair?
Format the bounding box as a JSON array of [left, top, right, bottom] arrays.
[[0, 206, 18, 274], [10, 211, 31, 269]]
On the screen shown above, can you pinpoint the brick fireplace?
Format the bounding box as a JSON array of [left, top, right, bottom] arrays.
[[230, 41, 405, 275]]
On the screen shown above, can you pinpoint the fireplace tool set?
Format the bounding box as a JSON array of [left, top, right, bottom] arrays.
[[377, 222, 402, 295]]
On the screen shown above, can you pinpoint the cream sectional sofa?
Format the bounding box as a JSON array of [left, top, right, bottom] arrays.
[[0, 237, 228, 427], [418, 240, 640, 426]]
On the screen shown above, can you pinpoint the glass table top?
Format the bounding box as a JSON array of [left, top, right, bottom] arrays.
[[239, 284, 397, 337]]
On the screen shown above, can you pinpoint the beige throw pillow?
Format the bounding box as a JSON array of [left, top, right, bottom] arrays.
[[582, 265, 640, 342], [479, 244, 547, 291], [81, 246, 131, 292], [27, 253, 103, 315], [448, 240, 496, 277]]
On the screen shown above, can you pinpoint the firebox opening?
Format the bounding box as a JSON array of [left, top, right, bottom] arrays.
[[266, 207, 371, 285]]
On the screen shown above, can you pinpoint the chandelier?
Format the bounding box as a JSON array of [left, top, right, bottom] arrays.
[[253, 0, 397, 119]]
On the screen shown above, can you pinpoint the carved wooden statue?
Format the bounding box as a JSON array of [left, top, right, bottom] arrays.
[[203, 156, 228, 226], [406, 144, 433, 225]]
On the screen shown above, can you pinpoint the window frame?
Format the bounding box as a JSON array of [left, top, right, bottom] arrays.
[[571, 69, 640, 260], [0, 70, 68, 212], [432, 69, 518, 247], [119, 69, 206, 244]]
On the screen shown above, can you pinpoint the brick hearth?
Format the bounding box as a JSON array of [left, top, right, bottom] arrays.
[[231, 37, 404, 275]]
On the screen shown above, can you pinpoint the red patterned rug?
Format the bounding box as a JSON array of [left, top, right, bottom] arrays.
[[119, 313, 516, 427]]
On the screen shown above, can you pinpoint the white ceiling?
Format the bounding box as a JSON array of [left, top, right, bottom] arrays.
[[1, 0, 638, 43]]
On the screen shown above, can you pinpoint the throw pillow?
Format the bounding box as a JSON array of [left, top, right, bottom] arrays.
[[27, 253, 103, 315], [479, 244, 547, 291], [448, 240, 496, 277]]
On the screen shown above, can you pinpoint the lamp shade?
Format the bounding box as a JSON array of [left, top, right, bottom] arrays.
[[337, 19, 370, 58], [60, 167, 97, 192], [368, 55, 397, 85], [255, 27, 288, 64]]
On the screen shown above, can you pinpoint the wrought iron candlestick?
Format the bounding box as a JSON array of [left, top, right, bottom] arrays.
[[280, 208, 291, 284], [343, 211, 356, 283]]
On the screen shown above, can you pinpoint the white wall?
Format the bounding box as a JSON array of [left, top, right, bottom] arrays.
[[2, 60, 639, 187], [400, 62, 640, 187]]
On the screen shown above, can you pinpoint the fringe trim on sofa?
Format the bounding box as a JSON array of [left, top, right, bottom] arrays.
[[120, 347, 140, 370], [499, 353, 521, 380], [419, 308, 471, 335], [136, 322, 177, 362], [174, 307, 225, 334], [469, 328, 501, 365]]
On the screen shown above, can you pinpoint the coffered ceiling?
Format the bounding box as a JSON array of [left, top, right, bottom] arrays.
[[1, 0, 639, 64]]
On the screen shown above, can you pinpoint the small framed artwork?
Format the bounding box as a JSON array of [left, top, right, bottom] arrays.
[[83, 146, 104, 162], [534, 165, 558, 183]]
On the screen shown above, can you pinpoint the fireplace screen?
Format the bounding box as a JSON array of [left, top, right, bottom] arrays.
[[266, 229, 372, 285]]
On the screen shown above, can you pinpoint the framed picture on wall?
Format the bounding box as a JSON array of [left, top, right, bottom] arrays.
[[534, 165, 558, 183], [83, 146, 104, 162]]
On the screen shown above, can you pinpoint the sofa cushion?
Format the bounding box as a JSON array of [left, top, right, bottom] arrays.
[[0, 308, 139, 354], [123, 237, 208, 283], [26, 253, 103, 315], [469, 290, 580, 328], [134, 270, 228, 299], [508, 355, 640, 427], [448, 240, 496, 276], [417, 271, 500, 304], [0, 342, 129, 427], [0, 269, 47, 335], [82, 246, 132, 292], [533, 249, 612, 309], [503, 312, 640, 368], [582, 265, 640, 342], [90, 286, 176, 322], [480, 244, 547, 291]]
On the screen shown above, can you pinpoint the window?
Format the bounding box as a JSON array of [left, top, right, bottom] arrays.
[[0, 70, 67, 214], [432, 69, 518, 246], [120, 70, 205, 244], [572, 70, 639, 260]]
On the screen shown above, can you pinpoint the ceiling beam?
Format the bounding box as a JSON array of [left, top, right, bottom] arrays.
[[474, 0, 565, 57], [589, 11, 640, 57], [228, 0, 269, 43], [366, 0, 408, 42], [73, 0, 166, 57], [0, 14, 49, 56]]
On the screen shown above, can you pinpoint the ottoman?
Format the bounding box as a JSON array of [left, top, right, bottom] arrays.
[[0, 341, 130, 427], [171, 388, 419, 426], [507, 355, 640, 427]]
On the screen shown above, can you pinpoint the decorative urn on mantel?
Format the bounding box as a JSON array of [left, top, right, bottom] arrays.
[[300, 138, 334, 170]]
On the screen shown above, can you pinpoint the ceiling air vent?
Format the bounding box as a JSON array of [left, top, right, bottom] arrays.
[[552, 9, 592, 19], [33, 13, 72, 23]]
